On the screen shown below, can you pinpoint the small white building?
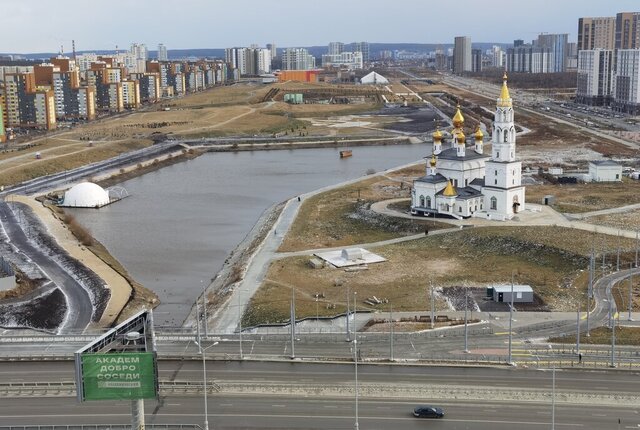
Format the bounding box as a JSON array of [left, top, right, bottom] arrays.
[[588, 160, 622, 182], [360, 71, 389, 85], [491, 285, 533, 303]]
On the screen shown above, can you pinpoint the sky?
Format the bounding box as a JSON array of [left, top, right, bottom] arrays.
[[3, 0, 640, 53]]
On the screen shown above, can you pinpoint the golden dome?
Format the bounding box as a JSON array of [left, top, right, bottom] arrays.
[[442, 180, 457, 197], [474, 126, 484, 140], [455, 132, 466, 145], [429, 154, 437, 167], [498, 72, 512, 107], [452, 104, 464, 127], [432, 127, 443, 141]]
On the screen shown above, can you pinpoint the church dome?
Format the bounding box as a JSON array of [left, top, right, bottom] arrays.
[[452, 105, 464, 127], [432, 128, 443, 141], [429, 154, 437, 167], [62, 182, 110, 208], [498, 72, 512, 107], [455, 132, 466, 144], [443, 180, 457, 197], [474, 126, 484, 140]]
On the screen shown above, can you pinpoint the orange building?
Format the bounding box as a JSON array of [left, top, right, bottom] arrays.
[[277, 70, 319, 83]]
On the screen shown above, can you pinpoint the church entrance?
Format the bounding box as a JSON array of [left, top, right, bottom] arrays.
[[512, 195, 520, 214]]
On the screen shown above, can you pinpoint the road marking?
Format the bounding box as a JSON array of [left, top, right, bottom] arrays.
[[271, 404, 286, 408], [219, 404, 233, 407], [167, 403, 181, 406]]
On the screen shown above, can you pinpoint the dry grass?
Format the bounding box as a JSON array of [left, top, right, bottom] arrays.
[[587, 211, 640, 231], [550, 326, 640, 345], [0, 139, 152, 187], [525, 179, 640, 213], [245, 226, 623, 326], [279, 172, 449, 252]]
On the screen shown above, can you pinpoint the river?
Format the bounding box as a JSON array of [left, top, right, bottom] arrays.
[[69, 144, 430, 325]]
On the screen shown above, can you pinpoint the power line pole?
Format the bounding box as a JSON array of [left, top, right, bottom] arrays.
[[630, 265, 634, 321], [464, 286, 469, 353], [430, 284, 435, 330], [508, 273, 514, 365]]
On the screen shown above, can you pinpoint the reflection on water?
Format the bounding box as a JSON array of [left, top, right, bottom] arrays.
[[70, 145, 429, 325]]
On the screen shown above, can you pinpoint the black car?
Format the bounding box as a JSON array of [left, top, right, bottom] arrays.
[[413, 405, 444, 418]]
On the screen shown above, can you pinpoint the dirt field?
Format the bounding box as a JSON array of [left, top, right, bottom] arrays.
[[244, 226, 629, 326], [525, 179, 640, 213], [278, 169, 450, 253]]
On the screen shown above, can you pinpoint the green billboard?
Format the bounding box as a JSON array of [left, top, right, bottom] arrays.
[[80, 352, 158, 400]]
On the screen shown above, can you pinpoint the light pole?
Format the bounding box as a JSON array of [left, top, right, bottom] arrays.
[[315, 294, 319, 333], [430, 284, 435, 329], [290, 286, 296, 359], [628, 267, 634, 321], [463, 286, 469, 354], [389, 303, 394, 361], [345, 286, 351, 342], [508, 275, 514, 365], [610, 314, 617, 368], [238, 290, 244, 360], [196, 301, 202, 354], [193, 340, 219, 430], [551, 366, 556, 430], [576, 301, 580, 356], [202, 280, 208, 339], [353, 291, 359, 430]]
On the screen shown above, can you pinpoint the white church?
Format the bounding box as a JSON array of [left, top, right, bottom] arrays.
[[411, 74, 525, 221]]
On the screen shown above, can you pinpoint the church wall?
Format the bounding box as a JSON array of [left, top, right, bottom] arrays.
[[484, 161, 522, 189]]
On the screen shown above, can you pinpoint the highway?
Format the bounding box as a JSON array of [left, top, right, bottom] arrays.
[[1, 362, 639, 428]]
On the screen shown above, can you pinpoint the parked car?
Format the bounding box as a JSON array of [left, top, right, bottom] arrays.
[[413, 405, 444, 418]]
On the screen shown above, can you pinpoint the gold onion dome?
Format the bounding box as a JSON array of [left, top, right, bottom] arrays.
[[474, 126, 484, 140], [432, 127, 442, 141], [452, 105, 464, 127], [456, 132, 466, 144], [443, 180, 457, 197], [498, 72, 512, 107], [429, 154, 437, 167]]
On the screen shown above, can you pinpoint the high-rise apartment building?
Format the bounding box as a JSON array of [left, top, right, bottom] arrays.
[[328, 42, 344, 56], [158, 44, 168, 61], [266, 43, 277, 59], [350, 42, 369, 64], [4, 73, 56, 130], [535, 33, 568, 72], [225, 47, 272, 75], [453, 36, 472, 74], [576, 49, 613, 105], [472, 49, 483, 72], [615, 12, 640, 49], [491, 45, 504, 68], [130, 43, 148, 73], [506, 44, 554, 73], [0, 104, 5, 143], [322, 51, 363, 69], [577, 17, 616, 51], [612, 49, 640, 114], [282, 48, 316, 70]]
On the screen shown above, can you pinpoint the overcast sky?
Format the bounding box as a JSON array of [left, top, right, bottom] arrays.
[[3, 0, 640, 53]]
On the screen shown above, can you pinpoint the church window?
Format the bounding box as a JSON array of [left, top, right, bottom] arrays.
[[419, 196, 425, 207], [465, 179, 468, 186], [494, 179, 497, 185], [426, 196, 431, 208], [503, 130, 508, 142], [446, 204, 450, 211], [497, 151, 500, 158], [495, 170, 497, 176], [512, 179, 515, 185], [490, 197, 497, 210], [459, 206, 462, 213], [480, 203, 483, 210], [474, 205, 477, 211], [511, 151, 514, 158]]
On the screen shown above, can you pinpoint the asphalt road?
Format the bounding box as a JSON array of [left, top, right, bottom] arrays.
[[0, 201, 92, 331], [1, 395, 637, 429], [1, 362, 639, 429]]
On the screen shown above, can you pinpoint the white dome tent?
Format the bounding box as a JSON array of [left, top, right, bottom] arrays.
[[60, 182, 111, 208]]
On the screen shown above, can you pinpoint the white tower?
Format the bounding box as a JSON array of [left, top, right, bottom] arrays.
[[432, 128, 442, 155], [482, 73, 525, 219]]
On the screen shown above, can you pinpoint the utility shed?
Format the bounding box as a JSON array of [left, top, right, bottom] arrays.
[[589, 160, 622, 182], [341, 248, 363, 261], [491, 285, 533, 303]]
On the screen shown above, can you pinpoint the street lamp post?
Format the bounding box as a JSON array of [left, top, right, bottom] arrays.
[[202, 280, 208, 339], [551, 366, 556, 430], [508, 275, 514, 365], [389, 303, 394, 361], [194, 340, 219, 430], [353, 291, 359, 430], [463, 286, 469, 354], [238, 291, 243, 360], [629, 267, 634, 321], [576, 301, 581, 356]]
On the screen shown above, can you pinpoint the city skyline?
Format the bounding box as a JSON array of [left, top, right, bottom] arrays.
[[3, 0, 640, 54]]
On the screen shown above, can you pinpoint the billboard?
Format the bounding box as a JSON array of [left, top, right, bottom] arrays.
[[80, 352, 157, 400]]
